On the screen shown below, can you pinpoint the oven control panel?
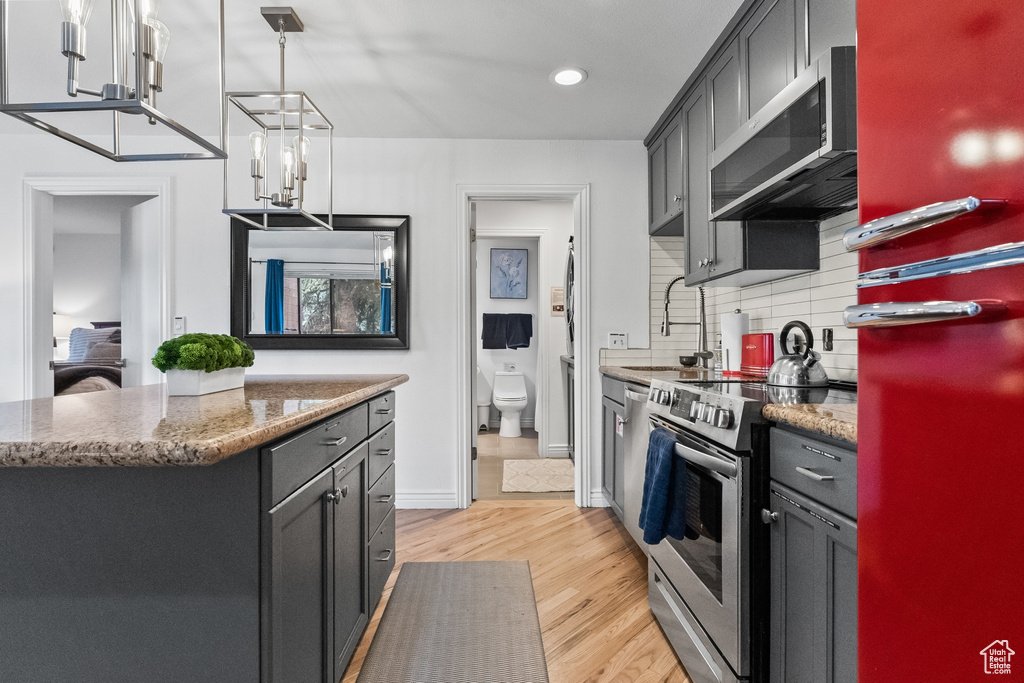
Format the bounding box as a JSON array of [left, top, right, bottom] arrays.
[[647, 379, 766, 452]]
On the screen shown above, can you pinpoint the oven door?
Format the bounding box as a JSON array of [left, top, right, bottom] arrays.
[[647, 418, 748, 676]]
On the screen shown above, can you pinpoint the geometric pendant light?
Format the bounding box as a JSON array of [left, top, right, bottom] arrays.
[[223, 6, 333, 231], [0, 0, 226, 161]]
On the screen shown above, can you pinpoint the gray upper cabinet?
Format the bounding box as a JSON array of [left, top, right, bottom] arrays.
[[804, 0, 857, 67], [683, 84, 710, 280], [648, 114, 684, 233], [741, 0, 798, 116], [709, 39, 745, 149]]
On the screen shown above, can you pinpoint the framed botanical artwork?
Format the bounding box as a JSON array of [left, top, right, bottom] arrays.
[[490, 248, 528, 299]]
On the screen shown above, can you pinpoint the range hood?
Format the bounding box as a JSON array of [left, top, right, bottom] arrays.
[[709, 46, 857, 222]]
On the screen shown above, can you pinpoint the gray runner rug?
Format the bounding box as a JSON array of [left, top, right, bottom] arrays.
[[356, 561, 550, 683]]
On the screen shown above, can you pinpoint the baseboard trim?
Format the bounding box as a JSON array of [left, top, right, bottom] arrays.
[[589, 488, 609, 508], [396, 492, 459, 509], [546, 444, 570, 458]]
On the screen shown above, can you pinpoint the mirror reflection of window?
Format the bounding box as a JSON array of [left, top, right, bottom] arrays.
[[248, 230, 397, 336]]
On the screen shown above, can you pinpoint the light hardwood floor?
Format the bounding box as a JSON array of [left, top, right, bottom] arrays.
[[342, 500, 691, 683]]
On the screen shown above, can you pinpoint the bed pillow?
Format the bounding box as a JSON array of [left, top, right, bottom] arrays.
[[67, 327, 119, 362], [83, 341, 122, 361]]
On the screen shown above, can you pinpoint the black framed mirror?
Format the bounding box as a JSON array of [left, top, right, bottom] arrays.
[[230, 214, 409, 349]]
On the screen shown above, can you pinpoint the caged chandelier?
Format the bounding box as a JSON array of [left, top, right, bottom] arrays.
[[224, 7, 334, 231], [0, 0, 226, 161]]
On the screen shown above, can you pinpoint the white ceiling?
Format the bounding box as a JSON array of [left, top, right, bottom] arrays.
[[1, 0, 746, 140]]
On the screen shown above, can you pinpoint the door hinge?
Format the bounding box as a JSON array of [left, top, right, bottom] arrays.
[[470, 227, 476, 242]]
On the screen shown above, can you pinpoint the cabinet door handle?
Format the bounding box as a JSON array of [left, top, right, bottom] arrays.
[[673, 194, 682, 202], [376, 448, 394, 457], [325, 488, 342, 504], [761, 508, 778, 524], [376, 549, 393, 562], [795, 466, 834, 482], [323, 436, 347, 447], [375, 408, 394, 415], [340, 485, 349, 499], [378, 494, 394, 504]]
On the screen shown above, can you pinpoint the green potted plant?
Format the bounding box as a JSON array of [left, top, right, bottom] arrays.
[[152, 333, 255, 396]]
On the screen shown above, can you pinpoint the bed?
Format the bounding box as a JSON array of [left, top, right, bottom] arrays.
[[53, 325, 123, 396]]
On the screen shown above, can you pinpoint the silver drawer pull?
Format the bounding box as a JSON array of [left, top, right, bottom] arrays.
[[323, 436, 347, 447], [378, 494, 394, 504], [843, 196, 1002, 251], [375, 549, 393, 562], [795, 466, 834, 482], [375, 408, 394, 415], [843, 300, 1004, 328], [376, 448, 394, 457]]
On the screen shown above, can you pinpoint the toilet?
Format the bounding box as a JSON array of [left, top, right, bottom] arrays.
[[492, 371, 528, 438], [476, 367, 492, 432]]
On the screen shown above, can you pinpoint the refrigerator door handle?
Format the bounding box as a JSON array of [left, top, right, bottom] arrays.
[[843, 300, 1006, 328], [856, 240, 1024, 288], [843, 196, 1004, 251]]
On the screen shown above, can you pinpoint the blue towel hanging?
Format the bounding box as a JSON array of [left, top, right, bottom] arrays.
[[638, 427, 689, 544]]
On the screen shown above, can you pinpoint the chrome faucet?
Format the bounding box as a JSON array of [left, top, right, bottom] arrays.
[[661, 278, 712, 368]]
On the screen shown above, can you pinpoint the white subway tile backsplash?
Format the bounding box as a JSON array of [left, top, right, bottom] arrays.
[[603, 212, 860, 382]]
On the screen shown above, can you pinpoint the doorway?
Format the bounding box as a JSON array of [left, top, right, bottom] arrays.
[[23, 178, 170, 399], [457, 185, 592, 509]]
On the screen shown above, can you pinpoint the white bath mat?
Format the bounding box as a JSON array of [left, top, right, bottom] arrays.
[[501, 458, 575, 492]]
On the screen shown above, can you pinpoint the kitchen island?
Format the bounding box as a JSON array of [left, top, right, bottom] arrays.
[[0, 374, 407, 683]]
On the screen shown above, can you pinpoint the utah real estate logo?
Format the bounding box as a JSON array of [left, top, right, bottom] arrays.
[[980, 640, 1014, 675]]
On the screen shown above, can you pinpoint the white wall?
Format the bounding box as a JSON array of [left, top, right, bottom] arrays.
[[475, 236, 539, 426], [603, 210, 860, 383], [0, 133, 649, 509], [52, 233, 122, 330]]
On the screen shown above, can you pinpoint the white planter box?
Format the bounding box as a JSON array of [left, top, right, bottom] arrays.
[[165, 367, 246, 396]]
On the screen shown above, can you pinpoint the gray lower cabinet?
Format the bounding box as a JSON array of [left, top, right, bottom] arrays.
[[602, 394, 625, 519], [265, 445, 368, 683], [767, 427, 857, 683], [263, 394, 397, 683]]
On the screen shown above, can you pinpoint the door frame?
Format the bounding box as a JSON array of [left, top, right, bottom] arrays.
[[22, 176, 171, 399], [456, 184, 591, 508]]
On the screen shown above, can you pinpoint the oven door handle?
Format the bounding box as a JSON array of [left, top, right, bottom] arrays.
[[649, 416, 738, 478], [674, 442, 738, 478]]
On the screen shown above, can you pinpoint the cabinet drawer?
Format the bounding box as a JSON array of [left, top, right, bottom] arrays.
[[771, 427, 856, 519], [367, 421, 395, 486], [601, 376, 625, 405], [367, 463, 395, 537], [368, 506, 396, 615], [264, 404, 369, 508], [368, 391, 396, 434]]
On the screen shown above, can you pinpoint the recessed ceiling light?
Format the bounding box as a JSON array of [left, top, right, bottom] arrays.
[[550, 68, 588, 86]]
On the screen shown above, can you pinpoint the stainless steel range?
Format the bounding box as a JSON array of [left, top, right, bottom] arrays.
[[645, 378, 772, 683]]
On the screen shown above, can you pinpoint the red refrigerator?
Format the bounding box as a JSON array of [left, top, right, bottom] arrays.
[[850, 0, 1024, 679]]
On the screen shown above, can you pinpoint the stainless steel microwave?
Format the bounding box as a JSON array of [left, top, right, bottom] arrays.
[[709, 46, 857, 222]]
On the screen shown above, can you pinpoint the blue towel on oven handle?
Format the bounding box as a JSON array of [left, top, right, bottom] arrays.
[[638, 427, 689, 544]]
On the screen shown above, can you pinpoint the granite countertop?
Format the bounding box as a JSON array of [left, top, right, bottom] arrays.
[[600, 365, 857, 445], [0, 374, 408, 467], [762, 403, 857, 445]]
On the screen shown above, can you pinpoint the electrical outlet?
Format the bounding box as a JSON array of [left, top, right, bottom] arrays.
[[504, 362, 517, 372], [173, 316, 186, 336], [608, 332, 628, 349]]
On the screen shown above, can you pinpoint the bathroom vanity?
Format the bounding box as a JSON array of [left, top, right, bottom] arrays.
[[0, 374, 406, 683]]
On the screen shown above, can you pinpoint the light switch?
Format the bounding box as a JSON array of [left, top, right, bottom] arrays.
[[608, 332, 628, 349], [173, 316, 185, 336]]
